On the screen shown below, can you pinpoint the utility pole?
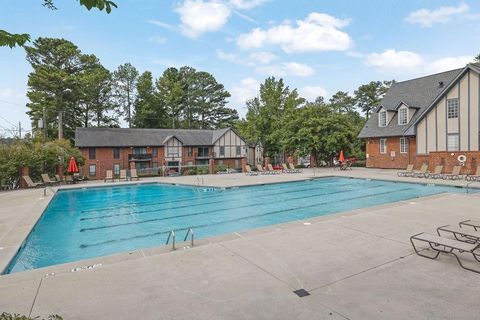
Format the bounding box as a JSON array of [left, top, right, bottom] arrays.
[[18, 122, 21, 139]]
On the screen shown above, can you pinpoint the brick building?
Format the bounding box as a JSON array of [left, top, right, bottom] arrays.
[[75, 127, 256, 180], [358, 64, 480, 174]]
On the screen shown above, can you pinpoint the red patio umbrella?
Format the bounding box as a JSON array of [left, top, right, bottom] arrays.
[[67, 156, 79, 173], [339, 150, 345, 163]]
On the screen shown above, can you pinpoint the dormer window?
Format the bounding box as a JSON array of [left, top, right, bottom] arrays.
[[398, 106, 408, 125], [378, 110, 387, 127]]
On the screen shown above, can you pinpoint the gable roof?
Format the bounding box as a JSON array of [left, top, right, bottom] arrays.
[[358, 67, 464, 138], [75, 127, 242, 147]]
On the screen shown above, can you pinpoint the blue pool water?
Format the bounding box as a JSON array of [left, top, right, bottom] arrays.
[[5, 177, 472, 273]]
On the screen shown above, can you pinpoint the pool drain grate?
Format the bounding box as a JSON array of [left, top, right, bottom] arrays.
[[293, 289, 310, 297]]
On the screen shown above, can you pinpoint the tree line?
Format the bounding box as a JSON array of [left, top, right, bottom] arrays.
[[235, 77, 391, 163], [25, 37, 238, 140]]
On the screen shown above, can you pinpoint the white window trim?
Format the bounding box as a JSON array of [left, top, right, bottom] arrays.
[[398, 106, 408, 125], [378, 110, 387, 127], [399, 137, 408, 153], [380, 138, 387, 154]]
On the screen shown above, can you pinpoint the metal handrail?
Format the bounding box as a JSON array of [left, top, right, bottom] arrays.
[[166, 230, 176, 250], [43, 186, 56, 196], [184, 228, 194, 247], [466, 181, 474, 194]]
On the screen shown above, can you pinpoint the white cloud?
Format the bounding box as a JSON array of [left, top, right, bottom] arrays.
[[255, 62, 315, 77], [249, 51, 277, 64], [230, 0, 268, 10], [300, 86, 328, 101], [147, 20, 177, 31], [176, 0, 231, 38], [148, 36, 167, 44], [406, 2, 469, 27], [0, 88, 14, 98], [365, 49, 473, 75], [365, 49, 423, 73], [425, 56, 474, 73], [236, 12, 352, 53], [231, 77, 260, 106]]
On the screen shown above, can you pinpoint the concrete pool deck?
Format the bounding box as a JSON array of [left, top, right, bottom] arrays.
[[1, 168, 480, 319]]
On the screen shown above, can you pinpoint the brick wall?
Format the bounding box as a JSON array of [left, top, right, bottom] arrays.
[[366, 136, 415, 169], [365, 136, 480, 174]]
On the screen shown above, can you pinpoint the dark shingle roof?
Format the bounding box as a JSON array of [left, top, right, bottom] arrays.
[[358, 67, 464, 138], [75, 127, 235, 147]]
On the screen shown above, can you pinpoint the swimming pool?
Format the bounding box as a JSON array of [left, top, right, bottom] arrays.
[[5, 177, 471, 273]]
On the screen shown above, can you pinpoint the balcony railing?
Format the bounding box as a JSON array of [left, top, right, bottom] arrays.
[[194, 152, 215, 159], [128, 154, 152, 162]]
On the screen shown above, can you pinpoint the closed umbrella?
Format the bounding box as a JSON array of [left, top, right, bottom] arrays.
[[339, 150, 345, 163], [67, 156, 78, 173]]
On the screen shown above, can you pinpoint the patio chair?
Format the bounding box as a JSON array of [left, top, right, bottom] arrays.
[[55, 174, 63, 184], [281, 163, 294, 173], [288, 163, 302, 173], [267, 164, 280, 174], [104, 170, 114, 182], [410, 232, 480, 273], [425, 165, 443, 179], [256, 164, 267, 175], [437, 225, 480, 243], [340, 161, 352, 171], [23, 175, 44, 188], [245, 165, 258, 176], [442, 166, 463, 180], [65, 175, 74, 184], [119, 169, 128, 181], [465, 166, 480, 182], [459, 219, 480, 231], [413, 164, 429, 178], [41, 174, 58, 186], [130, 169, 140, 180], [397, 164, 414, 177]]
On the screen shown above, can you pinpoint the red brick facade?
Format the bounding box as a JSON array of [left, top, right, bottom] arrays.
[[80, 146, 245, 179], [366, 136, 480, 174]]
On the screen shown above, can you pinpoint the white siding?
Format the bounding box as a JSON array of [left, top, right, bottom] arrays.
[[471, 72, 479, 150], [213, 130, 247, 158], [460, 75, 469, 150], [416, 118, 427, 154]]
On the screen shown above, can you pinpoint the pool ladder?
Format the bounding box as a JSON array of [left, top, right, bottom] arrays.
[[165, 228, 194, 250]]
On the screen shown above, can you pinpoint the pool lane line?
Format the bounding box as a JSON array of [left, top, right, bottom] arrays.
[[79, 184, 390, 233], [79, 181, 374, 221], [79, 187, 413, 249], [78, 178, 351, 213], [80, 183, 385, 221]]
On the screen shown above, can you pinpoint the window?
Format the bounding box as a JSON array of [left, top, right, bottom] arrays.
[[447, 134, 459, 151], [113, 164, 120, 175], [89, 164, 96, 176], [447, 99, 459, 119], [113, 147, 120, 159], [400, 137, 408, 153], [220, 146, 225, 156], [236, 146, 241, 156], [133, 147, 147, 154], [167, 146, 178, 157], [198, 147, 209, 157], [152, 147, 158, 158], [380, 138, 387, 154], [378, 110, 387, 127], [398, 107, 408, 125], [188, 147, 193, 157], [89, 147, 96, 160]]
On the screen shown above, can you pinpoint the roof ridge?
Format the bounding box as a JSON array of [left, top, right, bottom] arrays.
[[392, 67, 464, 85]]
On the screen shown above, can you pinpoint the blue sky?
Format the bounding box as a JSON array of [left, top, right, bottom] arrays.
[[1, 0, 479, 134]]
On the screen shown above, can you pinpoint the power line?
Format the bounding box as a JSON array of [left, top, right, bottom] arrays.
[[0, 115, 16, 127]]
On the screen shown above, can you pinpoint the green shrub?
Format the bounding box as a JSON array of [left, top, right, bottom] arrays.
[[351, 160, 366, 167], [0, 312, 62, 320], [215, 164, 227, 173]]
